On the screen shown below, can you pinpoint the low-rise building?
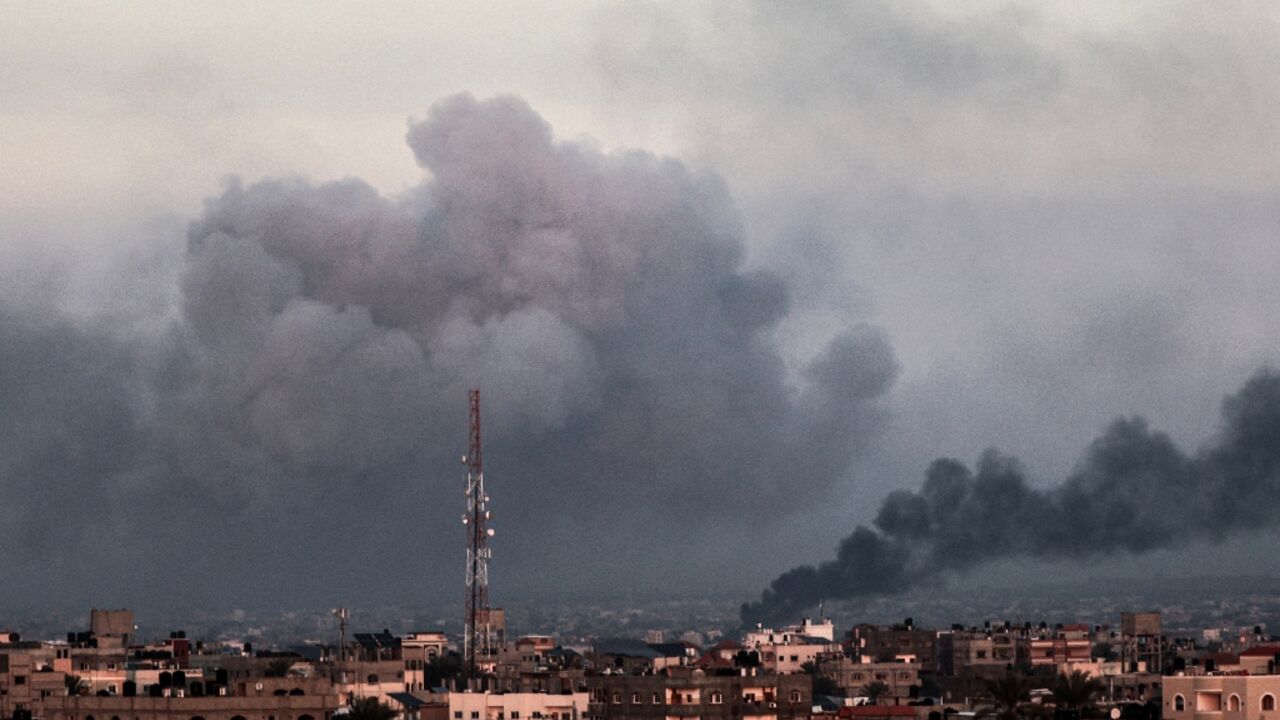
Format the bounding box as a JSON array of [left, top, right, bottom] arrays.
[[585, 669, 810, 720], [1163, 673, 1280, 720]]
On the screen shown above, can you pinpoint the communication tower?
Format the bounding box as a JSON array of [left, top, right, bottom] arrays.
[[462, 389, 492, 684]]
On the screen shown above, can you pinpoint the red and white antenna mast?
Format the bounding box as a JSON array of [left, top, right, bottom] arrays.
[[462, 389, 492, 685]]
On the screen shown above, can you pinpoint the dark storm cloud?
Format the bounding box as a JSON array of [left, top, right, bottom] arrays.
[[0, 94, 898, 605], [742, 370, 1280, 625]]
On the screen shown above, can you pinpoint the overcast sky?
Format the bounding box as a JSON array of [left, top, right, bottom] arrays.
[[2, 1, 1280, 615]]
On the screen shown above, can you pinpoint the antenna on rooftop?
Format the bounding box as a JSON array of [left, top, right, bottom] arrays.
[[333, 607, 348, 662]]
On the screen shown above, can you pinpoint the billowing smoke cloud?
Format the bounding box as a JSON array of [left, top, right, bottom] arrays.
[[742, 369, 1280, 625], [0, 93, 899, 607]]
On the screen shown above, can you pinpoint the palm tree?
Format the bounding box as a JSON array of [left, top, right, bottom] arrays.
[[978, 674, 1039, 720], [266, 658, 295, 678], [1052, 670, 1106, 714], [64, 674, 89, 696], [860, 681, 891, 705], [347, 697, 399, 720]]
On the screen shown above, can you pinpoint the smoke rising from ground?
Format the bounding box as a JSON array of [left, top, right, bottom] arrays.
[[742, 370, 1280, 625], [0, 93, 898, 606]]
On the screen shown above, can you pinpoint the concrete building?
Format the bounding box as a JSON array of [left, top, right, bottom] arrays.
[[41, 691, 339, 720], [846, 624, 938, 671], [1122, 613, 1162, 674], [585, 670, 810, 720], [1025, 631, 1091, 668], [742, 619, 834, 648], [89, 611, 135, 647], [938, 629, 1017, 676], [1163, 674, 1280, 720], [445, 691, 587, 720], [742, 620, 841, 675], [817, 658, 920, 702]]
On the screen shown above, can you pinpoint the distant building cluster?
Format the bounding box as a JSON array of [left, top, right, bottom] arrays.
[[4, 607, 1280, 720]]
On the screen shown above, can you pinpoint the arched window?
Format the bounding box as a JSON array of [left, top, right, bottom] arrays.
[[1263, 695, 1275, 712], [1174, 695, 1185, 712], [710, 692, 723, 705], [651, 692, 662, 704], [632, 692, 641, 704], [1229, 695, 1241, 711], [790, 690, 802, 703], [611, 692, 621, 704]]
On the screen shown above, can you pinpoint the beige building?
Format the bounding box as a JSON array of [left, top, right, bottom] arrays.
[[1164, 674, 1280, 720], [817, 658, 919, 701], [445, 691, 587, 720], [41, 692, 338, 720]]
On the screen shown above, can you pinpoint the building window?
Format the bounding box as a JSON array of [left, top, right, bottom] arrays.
[[368, 675, 379, 684], [790, 691, 802, 703], [1263, 695, 1275, 712], [1229, 695, 1241, 711], [1174, 695, 1184, 712], [612, 693, 622, 704], [710, 692, 723, 705], [512, 713, 519, 719], [632, 692, 642, 704], [472, 713, 480, 719], [652, 693, 661, 704], [14, 677, 26, 685], [454, 712, 463, 719]]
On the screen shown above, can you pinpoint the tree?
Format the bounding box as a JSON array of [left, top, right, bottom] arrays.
[[266, 658, 295, 678], [64, 674, 89, 696], [801, 662, 839, 697], [977, 674, 1039, 720], [347, 697, 399, 720], [1052, 670, 1106, 714], [425, 653, 464, 689], [860, 681, 891, 705], [1091, 643, 1117, 662]]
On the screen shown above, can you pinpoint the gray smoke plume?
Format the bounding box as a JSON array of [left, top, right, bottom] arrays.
[[0, 93, 898, 607], [742, 369, 1280, 625]]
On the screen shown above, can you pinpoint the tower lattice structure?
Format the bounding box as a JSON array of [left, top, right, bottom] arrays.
[[462, 389, 492, 684]]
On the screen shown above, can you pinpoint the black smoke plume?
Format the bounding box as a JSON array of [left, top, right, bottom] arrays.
[[742, 369, 1280, 625]]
